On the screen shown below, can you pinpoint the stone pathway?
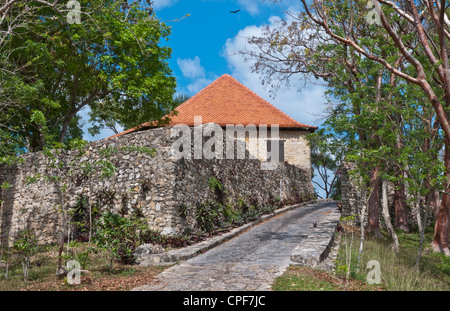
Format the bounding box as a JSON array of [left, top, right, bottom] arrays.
[[133, 200, 337, 291]]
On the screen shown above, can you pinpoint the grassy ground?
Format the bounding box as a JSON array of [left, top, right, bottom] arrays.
[[2, 224, 449, 291], [272, 265, 384, 291], [272, 224, 450, 291], [0, 243, 167, 291]]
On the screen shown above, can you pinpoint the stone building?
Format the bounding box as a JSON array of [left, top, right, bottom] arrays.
[[112, 74, 317, 170], [0, 74, 318, 245]]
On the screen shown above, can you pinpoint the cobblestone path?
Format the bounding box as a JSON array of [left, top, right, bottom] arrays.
[[133, 200, 337, 291]]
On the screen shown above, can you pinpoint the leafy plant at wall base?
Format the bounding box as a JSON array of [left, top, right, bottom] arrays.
[[69, 195, 95, 242], [139, 228, 167, 245], [208, 176, 223, 191], [208, 176, 227, 203], [59, 241, 93, 270], [237, 198, 249, 214], [222, 203, 239, 222], [195, 200, 222, 233], [178, 203, 191, 219], [13, 231, 38, 281], [92, 212, 141, 270], [95, 188, 116, 209]]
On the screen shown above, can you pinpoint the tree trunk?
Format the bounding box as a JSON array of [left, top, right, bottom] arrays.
[[382, 179, 399, 253], [56, 230, 67, 276], [431, 190, 441, 222], [357, 194, 368, 271], [394, 179, 409, 233], [393, 127, 409, 233], [368, 166, 382, 238], [432, 138, 450, 255], [416, 195, 434, 268], [415, 197, 423, 235]]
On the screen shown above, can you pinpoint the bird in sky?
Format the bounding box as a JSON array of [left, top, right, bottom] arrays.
[[229, 9, 240, 13]]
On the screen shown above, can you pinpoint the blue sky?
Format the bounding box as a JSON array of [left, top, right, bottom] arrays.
[[83, 0, 327, 141], [82, 0, 330, 197]]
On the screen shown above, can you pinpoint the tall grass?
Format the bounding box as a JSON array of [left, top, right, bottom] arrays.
[[336, 229, 450, 291]]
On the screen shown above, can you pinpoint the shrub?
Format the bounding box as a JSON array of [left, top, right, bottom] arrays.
[[139, 228, 167, 245], [13, 231, 38, 281], [92, 212, 141, 270], [208, 176, 227, 203], [69, 195, 102, 242], [195, 199, 222, 233]]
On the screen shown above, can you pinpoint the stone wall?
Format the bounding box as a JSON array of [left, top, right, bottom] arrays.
[[0, 127, 177, 245], [0, 124, 314, 245], [339, 162, 433, 230], [340, 162, 365, 218]]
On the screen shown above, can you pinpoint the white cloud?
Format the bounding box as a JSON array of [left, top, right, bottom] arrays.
[[177, 56, 206, 79], [152, 0, 179, 11], [187, 77, 214, 94], [237, 0, 260, 16], [222, 15, 327, 128], [177, 56, 215, 95]]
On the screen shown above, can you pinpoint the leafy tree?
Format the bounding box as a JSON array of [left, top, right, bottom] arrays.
[[92, 211, 142, 271], [88, 93, 190, 136], [13, 231, 38, 281], [297, 0, 450, 254], [1, 0, 176, 153], [307, 129, 344, 199], [243, 0, 449, 256]]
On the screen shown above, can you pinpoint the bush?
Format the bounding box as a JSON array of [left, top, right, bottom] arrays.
[[195, 199, 222, 233], [13, 231, 38, 281], [92, 212, 141, 270], [69, 195, 102, 242]]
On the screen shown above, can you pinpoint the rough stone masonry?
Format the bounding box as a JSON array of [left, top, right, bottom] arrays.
[[0, 125, 315, 246]]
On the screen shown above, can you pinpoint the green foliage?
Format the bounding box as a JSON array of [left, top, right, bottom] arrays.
[[67, 139, 89, 152], [307, 129, 344, 199], [222, 203, 239, 222], [208, 176, 227, 203], [60, 241, 93, 270], [98, 146, 119, 159], [178, 203, 191, 219], [97, 160, 117, 179], [272, 269, 341, 291], [1, 182, 11, 190], [335, 228, 450, 290], [433, 253, 450, 275], [24, 174, 41, 185], [69, 195, 101, 242], [13, 231, 38, 281], [13, 231, 38, 258], [1, 0, 176, 153], [195, 200, 222, 233], [208, 176, 224, 191], [92, 212, 142, 270]]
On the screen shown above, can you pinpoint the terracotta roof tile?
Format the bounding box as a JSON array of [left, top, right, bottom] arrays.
[[110, 74, 317, 138]]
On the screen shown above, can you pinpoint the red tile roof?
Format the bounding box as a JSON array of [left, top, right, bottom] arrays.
[[110, 74, 317, 138]]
